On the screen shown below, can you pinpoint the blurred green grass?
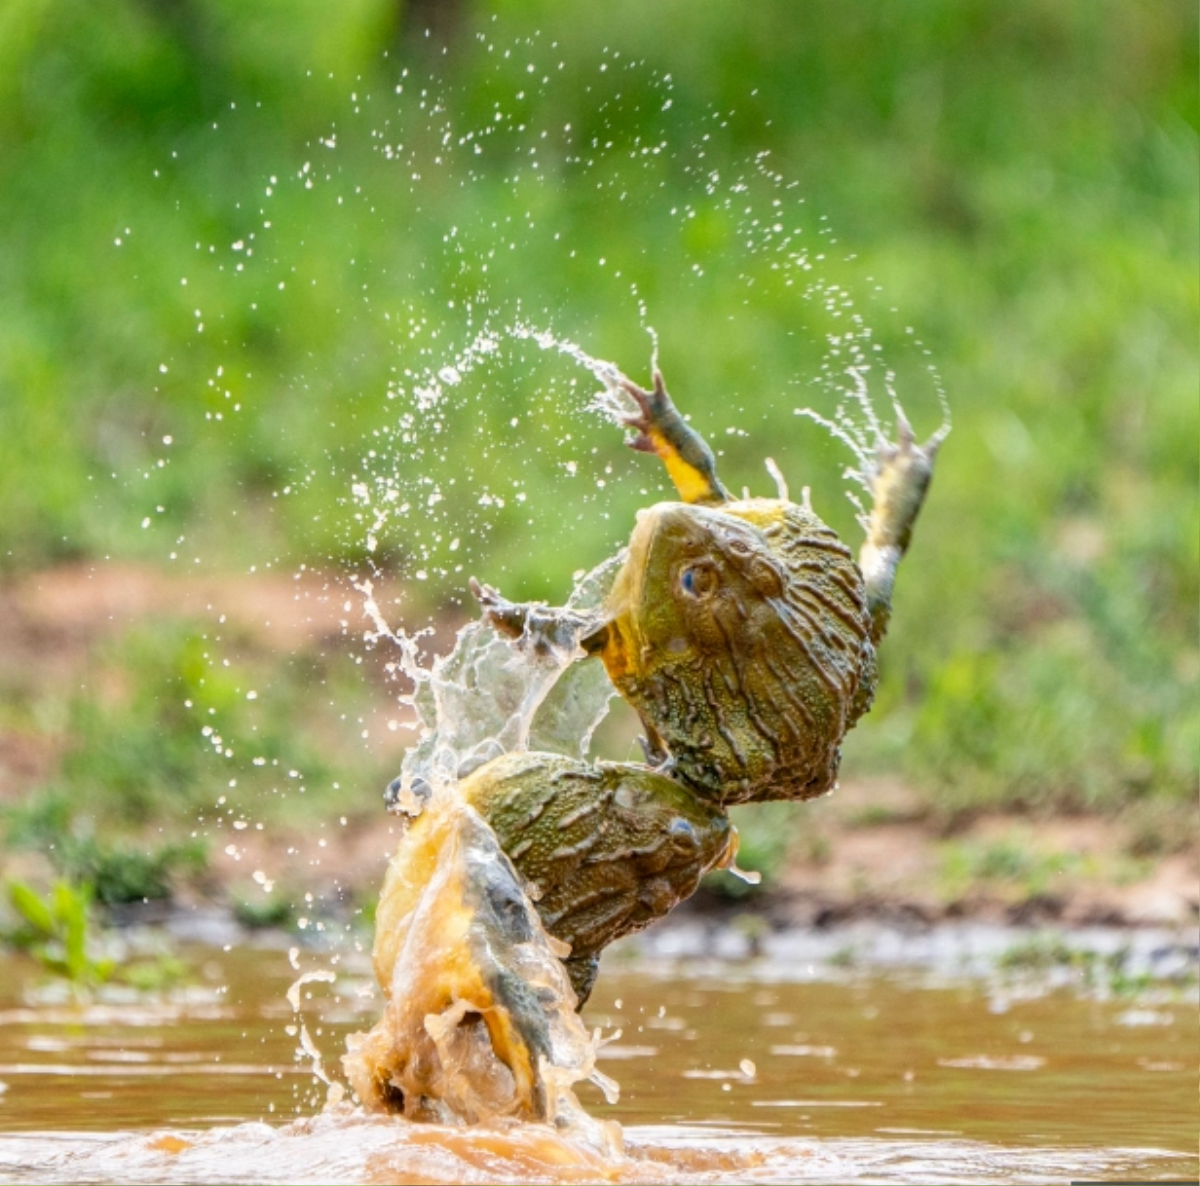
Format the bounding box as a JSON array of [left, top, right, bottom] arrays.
[[0, 0, 1195, 874]]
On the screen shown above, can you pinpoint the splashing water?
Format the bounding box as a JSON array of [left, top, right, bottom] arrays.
[[795, 364, 951, 531], [286, 968, 339, 1096], [356, 536, 624, 804], [132, 35, 959, 880]]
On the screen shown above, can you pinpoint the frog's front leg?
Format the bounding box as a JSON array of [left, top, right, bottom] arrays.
[[469, 577, 607, 661], [470, 580, 671, 771], [620, 370, 730, 507], [460, 753, 734, 1005], [858, 413, 944, 646]]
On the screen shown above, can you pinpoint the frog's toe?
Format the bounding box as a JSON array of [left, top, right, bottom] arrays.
[[469, 576, 526, 639], [876, 408, 946, 480], [468, 575, 503, 609], [618, 371, 671, 453], [870, 415, 942, 528], [384, 774, 432, 818], [636, 731, 671, 768], [860, 414, 946, 644], [563, 954, 601, 1004], [383, 776, 401, 810]]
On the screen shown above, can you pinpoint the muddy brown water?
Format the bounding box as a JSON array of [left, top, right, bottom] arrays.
[[0, 939, 1194, 1184]]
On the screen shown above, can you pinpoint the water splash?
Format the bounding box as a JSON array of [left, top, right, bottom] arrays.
[[345, 439, 632, 1141], [286, 967, 339, 1105], [795, 364, 951, 531], [356, 542, 622, 806], [130, 32, 957, 1153]]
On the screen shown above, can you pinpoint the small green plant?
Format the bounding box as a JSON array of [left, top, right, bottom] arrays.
[[994, 933, 1192, 996], [64, 837, 209, 907], [118, 954, 189, 992], [3, 794, 209, 906], [4, 879, 114, 991], [232, 890, 296, 930], [828, 943, 859, 969], [938, 834, 1089, 901], [354, 892, 379, 929], [997, 933, 1079, 972], [4, 878, 192, 995], [844, 803, 916, 829], [731, 911, 770, 957]]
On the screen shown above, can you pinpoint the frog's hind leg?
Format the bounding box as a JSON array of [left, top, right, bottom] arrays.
[[620, 370, 730, 506], [460, 753, 733, 1006], [859, 412, 943, 646]]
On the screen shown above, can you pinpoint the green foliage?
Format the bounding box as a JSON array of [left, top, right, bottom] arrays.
[[4, 614, 391, 838], [2, 797, 208, 906], [1, 613, 395, 916], [118, 954, 190, 993], [4, 879, 115, 990], [4, 876, 192, 993], [65, 837, 208, 907], [995, 932, 1194, 994], [938, 834, 1090, 901], [232, 889, 296, 930], [0, 0, 1195, 828]]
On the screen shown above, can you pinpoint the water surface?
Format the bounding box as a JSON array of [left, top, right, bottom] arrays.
[[0, 939, 1193, 1183]]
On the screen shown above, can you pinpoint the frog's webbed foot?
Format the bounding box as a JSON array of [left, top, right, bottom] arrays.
[[859, 412, 943, 645], [469, 577, 605, 661], [618, 370, 729, 507], [618, 369, 673, 455], [469, 577, 529, 640]]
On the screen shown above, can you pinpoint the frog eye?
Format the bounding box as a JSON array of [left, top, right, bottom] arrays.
[[679, 563, 718, 599]]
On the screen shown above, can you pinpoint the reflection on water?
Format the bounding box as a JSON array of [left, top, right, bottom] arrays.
[[0, 940, 1194, 1184]]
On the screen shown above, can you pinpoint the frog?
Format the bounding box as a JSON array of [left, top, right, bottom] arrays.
[[463, 370, 940, 973], [346, 794, 611, 1123], [358, 364, 940, 1118], [381, 366, 940, 1009]]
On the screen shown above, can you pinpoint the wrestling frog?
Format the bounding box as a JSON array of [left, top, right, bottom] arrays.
[[473, 368, 940, 807], [346, 794, 620, 1122], [383, 366, 941, 1008]]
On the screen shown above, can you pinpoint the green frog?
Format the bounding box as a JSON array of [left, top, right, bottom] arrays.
[[473, 371, 937, 811], [394, 368, 939, 1004]]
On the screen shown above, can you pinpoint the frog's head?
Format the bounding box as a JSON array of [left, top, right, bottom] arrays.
[[600, 498, 874, 803], [625, 501, 787, 658]]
